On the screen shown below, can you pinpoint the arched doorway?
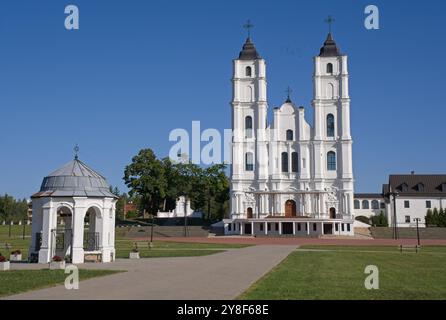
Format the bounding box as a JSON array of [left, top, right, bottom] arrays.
[[329, 207, 336, 219], [246, 207, 253, 219], [84, 207, 101, 251], [52, 206, 73, 261], [285, 200, 297, 217]]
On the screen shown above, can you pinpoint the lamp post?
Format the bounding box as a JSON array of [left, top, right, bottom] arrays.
[[413, 218, 421, 246]]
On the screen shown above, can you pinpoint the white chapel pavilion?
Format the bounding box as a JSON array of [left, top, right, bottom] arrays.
[[29, 155, 117, 264]]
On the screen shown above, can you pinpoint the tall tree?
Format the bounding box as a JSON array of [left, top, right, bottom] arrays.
[[123, 149, 167, 215]]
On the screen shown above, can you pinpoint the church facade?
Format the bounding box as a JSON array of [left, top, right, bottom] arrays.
[[224, 32, 355, 236]]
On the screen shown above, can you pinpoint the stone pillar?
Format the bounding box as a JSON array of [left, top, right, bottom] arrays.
[[38, 205, 54, 264], [71, 201, 86, 264], [293, 222, 296, 235], [306, 222, 310, 235], [240, 223, 244, 235], [265, 222, 268, 235], [251, 221, 254, 235], [278, 222, 282, 235]]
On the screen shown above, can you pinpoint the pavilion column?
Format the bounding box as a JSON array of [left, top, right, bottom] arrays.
[[71, 201, 86, 264], [38, 205, 55, 263]]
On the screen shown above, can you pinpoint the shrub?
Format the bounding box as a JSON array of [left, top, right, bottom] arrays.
[[52, 255, 63, 262], [11, 250, 21, 256], [355, 216, 370, 224], [0, 254, 7, 262], [370, 211, 388, 227]]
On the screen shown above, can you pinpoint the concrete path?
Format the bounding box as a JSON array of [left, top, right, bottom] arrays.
[[4, 245, 296, 300]]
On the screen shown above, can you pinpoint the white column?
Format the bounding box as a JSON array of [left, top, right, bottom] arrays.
[[240, 223, 244, 235], [265, 222, 268, 235], [279, 222, 282, 235], [293, 222, 296, 235], [38, 205, 54, 263], [251, 222, 254, 235], [306, 222, 310, 235]]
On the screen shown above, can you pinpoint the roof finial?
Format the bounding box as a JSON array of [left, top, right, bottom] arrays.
[[243, 19, 254, 39], [324, 15, 335, 34], [74, 144, 80, 160], [285, 86, 293, 103]]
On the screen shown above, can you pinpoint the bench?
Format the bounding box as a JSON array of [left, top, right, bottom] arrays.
[[399, 245, 421, 253]]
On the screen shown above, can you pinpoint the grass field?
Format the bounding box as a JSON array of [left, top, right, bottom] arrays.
[[239, 245, 446, 300], [0, 225, 249, 259], [0, 269, 121, 297]]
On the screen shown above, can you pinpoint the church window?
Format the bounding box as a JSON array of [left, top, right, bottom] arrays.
[[286, 129, 293, 141], [404, 200, 410, 208], [291, 152, 298, 173], [362, 200, 369, 209], [245, 116, 253, 138], [405, 215, 411, 223], [327, 151, 336, 171], [426, 201, 431, 208], [246, 66, 252, 77], [327, 63, 333, 74], [354, 200, 360, 209], [347, 224, 351, 232], [281, 152, 289, 173], [245, 152, 254, 171], [327, 114, 335, 137], [371, 200, 379, 209]]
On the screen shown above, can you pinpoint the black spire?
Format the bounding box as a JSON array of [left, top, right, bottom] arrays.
[[319, 32, 340, 57], [238, 37, 261, 60]]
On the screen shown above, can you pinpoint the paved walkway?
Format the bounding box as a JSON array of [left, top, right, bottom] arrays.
[[4, 245, 296, 300]]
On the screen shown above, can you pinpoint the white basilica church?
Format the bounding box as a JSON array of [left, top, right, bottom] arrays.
[[224, 31, 355, 236]]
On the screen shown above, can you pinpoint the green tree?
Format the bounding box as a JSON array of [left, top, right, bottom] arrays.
[[432, 208, 440, 226], [123, 149, 167, 215], [425, 208, 433, 226], [439, 208, 446, 227]]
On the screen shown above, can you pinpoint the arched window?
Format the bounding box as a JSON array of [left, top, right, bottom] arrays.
[[326, 114, 335, 137], [281, 152, 289, 173], [245, 116, 253, 138], [286, 129, 293, 141], [371, 200, 379, 209], [362, 200, 369, 209], [327, 151, 336, 171], [246, 66, 252, 77], [327, 63, 333, 74], [245, 152, 254, 171], [354, 200, 360, 209], [291, 152, 298, 172]]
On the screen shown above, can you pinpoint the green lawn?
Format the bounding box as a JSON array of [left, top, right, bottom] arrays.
[[0, 269, 121, 297], [0, 225, 31, 259], [240, 245, 446, 300], [115, 239, 249, 258]]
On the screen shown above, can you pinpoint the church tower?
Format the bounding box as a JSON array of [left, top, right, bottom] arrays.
[[312, 32, 354, 218], [230, 33, 268, 218]]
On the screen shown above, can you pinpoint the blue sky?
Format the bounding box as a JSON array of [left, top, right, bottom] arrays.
[[0, 0, 445, 199]]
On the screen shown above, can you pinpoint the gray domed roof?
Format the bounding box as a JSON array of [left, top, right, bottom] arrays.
[[32, 159, 116, 198]]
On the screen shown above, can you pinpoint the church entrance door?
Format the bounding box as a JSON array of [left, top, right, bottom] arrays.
[[329, 207, 336, 219], [247, 207, 253, 219], [285, 200, 297, 217]]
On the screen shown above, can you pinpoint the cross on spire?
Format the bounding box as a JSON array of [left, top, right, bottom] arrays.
[[243, 19, 254, 38], [285, 86, 293, 102], [74, 144, 80, 160], [324, 15, 335, 33]]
